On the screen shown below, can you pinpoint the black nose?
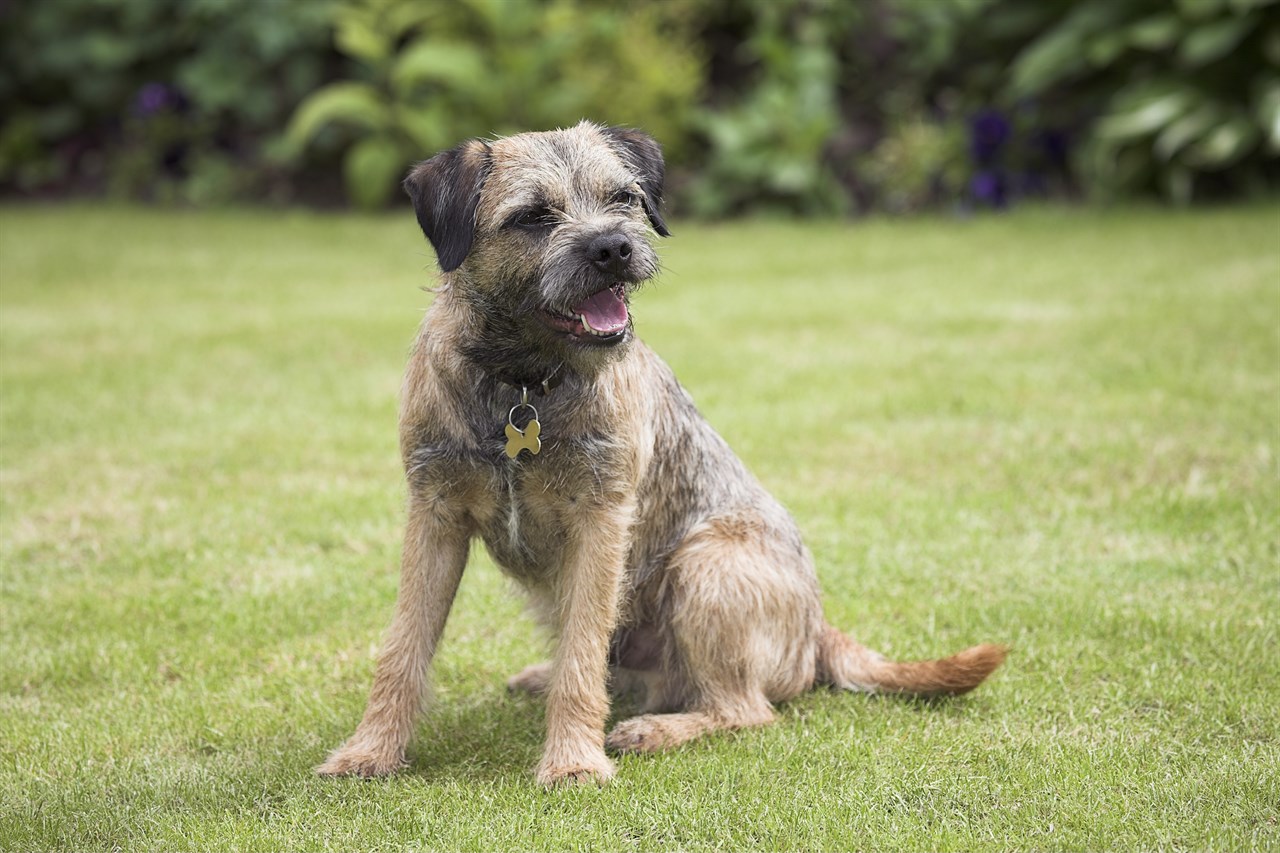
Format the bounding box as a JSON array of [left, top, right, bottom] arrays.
[[585, 233, 633, 276]]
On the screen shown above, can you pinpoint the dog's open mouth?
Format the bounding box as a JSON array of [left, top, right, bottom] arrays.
[[537, 283, 629, 344]]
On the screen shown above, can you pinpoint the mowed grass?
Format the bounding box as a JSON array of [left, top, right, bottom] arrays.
[[1, 202, 1277, 851]]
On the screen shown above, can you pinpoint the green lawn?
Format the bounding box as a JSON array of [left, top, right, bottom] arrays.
[[1, 203, 1277, 851]]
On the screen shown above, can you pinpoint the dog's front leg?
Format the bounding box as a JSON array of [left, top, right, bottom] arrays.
[[317, 498, 470, 777], [535, 500, 634, 787]]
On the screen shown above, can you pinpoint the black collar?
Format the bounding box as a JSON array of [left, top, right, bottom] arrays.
[[492, 365, 565, 397]]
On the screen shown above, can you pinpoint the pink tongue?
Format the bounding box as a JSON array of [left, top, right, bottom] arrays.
[[573, 288, 628, 334]]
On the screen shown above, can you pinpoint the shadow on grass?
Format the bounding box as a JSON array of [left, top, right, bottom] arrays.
[[401, 689, 548, 783], [390, 680, 989, 785]]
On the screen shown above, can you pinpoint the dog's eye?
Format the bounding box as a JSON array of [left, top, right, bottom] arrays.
[[611, 189, 640, 207], [510, 207, 557, 230]]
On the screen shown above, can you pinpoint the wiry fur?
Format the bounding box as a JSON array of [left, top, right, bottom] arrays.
[[317, 122, 1006, 787]]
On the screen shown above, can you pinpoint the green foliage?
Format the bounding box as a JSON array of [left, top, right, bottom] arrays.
[[684, 0, 854, 217], [862, 116, 966, 213], [1, 0, 1274, 211], [284, 0, 701, 210], [0, 0, 335, 203], [998, 0, 1280, 202]]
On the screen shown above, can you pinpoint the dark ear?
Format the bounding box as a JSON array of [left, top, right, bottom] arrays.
[[600, 126, 671, 237], [403, 139, 491, 272]]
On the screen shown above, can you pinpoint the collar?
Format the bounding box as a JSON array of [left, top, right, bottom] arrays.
[[492, 364, 565, 397]]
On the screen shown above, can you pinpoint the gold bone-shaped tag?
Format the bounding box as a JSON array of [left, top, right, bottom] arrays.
[[504, 417, 541, 458]]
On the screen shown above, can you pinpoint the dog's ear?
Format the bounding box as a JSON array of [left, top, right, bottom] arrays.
[[601, 126, 671, 237], [403, 139, 491, 272]]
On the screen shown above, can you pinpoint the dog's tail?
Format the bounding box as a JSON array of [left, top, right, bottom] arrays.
[[815, 624, 1006, 697]]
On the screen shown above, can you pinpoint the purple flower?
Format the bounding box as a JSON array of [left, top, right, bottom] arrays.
[[969, 109, 1011, 165], [970, 170, 1007, 208], [133, 83, 173, 117]]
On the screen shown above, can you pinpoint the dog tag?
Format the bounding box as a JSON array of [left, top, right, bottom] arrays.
[[505, 404, 541, 458]]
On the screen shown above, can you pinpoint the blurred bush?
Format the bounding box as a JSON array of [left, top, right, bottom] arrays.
[[682, 0, 851, 216], [0, 0, 337, 204], [1, 0, 1275, 213], [1005, 0, 1280, 203], [928, 0, 1280, 204], [284, 0, 701, 209]]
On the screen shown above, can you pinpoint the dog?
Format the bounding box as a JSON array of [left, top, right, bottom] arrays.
[[316, 121, 1006, 787]]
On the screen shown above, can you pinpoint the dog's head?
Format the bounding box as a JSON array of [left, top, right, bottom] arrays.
[[404, 122, 669, 377]]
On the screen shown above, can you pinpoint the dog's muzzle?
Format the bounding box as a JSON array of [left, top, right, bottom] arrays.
[[537, 283, 630, 345]]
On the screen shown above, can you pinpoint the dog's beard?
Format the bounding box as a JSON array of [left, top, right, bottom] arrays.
[[457, 274, 638, 385]]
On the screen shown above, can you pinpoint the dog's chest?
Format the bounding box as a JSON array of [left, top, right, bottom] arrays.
[[476, 467, 560, 583], [467, 432, 624, 584], [406, 389, 635, 585], [475, 454, 587, 583]]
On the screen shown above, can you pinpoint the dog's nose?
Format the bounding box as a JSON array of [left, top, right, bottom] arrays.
[[586, 233, 632, 275]]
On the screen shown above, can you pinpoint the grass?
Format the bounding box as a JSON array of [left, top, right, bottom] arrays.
[[1, 202, 1277, 851]]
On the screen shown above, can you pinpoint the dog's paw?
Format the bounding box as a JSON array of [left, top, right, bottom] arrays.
[[506, 662, 551, 695], [534, 749, 616, 787], [605, 715, 674, 754], [315, 740, 406, 778]]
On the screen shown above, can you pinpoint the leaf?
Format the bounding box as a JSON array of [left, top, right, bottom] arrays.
[[1254, 77, 1280, 152], [1154, 103, 1226, 159], [343, 135, 406, 210], [1086, 140, 1155, 196], [285, 82, 390, 153], [391, 40, 488, 95], [334, 6, 390, 64], [1128, 14, 1183, 50], [1176, 0, 1231, 19], [1088, 31, 1129, 66], [1009, 27, 1088, 96], [1266, 22, 1280, 65], [1009, 3, 1128, 96], [1182, 114, 1261, 166], [980, 3, 1058, 40], [398, 105, 455, 152], [1096, 89, 1198, 140], [383, 2, 439, 42], [1178, 14, 1257, 66], [462, 0, 510, 36]]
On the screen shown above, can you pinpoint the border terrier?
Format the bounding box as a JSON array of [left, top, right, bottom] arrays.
[[317, 121, 1006, 787]]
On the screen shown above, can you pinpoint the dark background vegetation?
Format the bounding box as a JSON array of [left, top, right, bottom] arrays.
[[2, 0, 1277, 216]]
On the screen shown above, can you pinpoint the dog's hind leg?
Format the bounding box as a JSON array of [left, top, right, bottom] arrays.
[[606, 515, 823, 754], [507, 662, 551, 695], [605, 696, 776, 753]]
